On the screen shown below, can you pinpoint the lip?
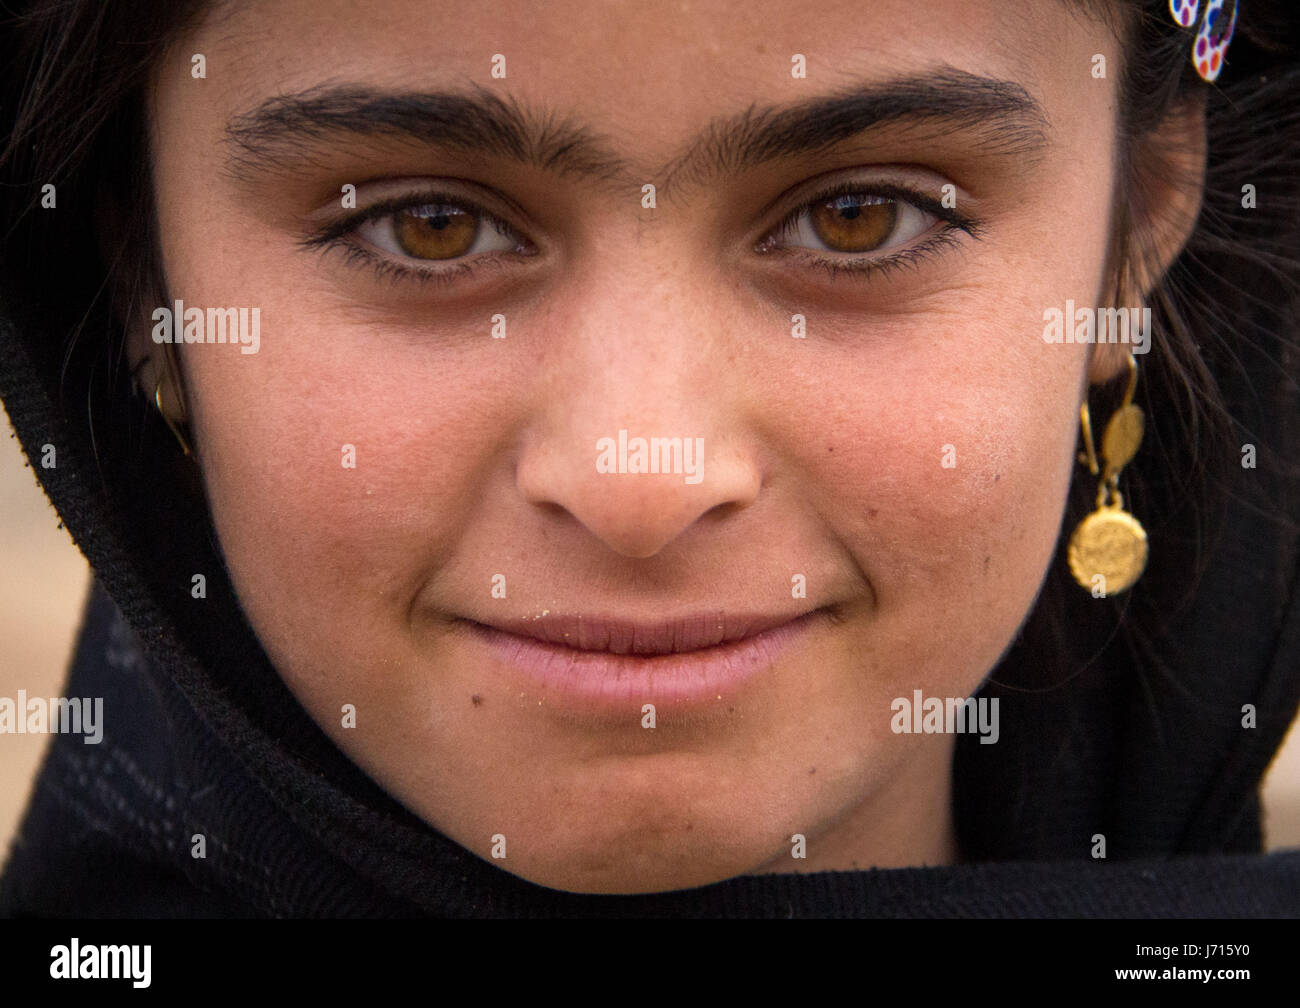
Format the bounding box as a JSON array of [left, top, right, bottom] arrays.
[[458, 610, 826, 713]]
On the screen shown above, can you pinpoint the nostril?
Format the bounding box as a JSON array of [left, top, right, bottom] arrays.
[[701, 499, 748, 523]]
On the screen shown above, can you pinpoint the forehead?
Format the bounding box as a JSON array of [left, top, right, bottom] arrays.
[[166, 0, 1104, 174]]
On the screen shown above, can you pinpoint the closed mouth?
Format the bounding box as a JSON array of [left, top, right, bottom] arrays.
[[466, 610, 821, 656]]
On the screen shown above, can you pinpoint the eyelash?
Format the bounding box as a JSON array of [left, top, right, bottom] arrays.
[[761, 180, 984, 282], [301, 181, 984, 288], [300, 192, 531, 289]]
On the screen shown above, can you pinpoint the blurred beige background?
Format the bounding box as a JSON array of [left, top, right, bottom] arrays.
[[2, 406, 1298, 864]]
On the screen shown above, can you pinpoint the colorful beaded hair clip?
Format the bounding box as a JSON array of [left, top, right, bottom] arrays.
[[1169, 0, 1239, 83]]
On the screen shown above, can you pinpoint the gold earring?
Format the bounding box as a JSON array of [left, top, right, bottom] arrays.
[[1067, 353, 1147, 595], [155, 380, 192, 457]]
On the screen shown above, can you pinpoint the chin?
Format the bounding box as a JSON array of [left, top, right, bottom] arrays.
[[485, 824, 778, 895], [446, 771, 805, 894]]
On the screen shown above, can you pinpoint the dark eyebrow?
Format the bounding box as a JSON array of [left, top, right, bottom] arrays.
[[225, 82, 635, 187], [225, 68, 1049, 195], [660, 67, 1050, 195]]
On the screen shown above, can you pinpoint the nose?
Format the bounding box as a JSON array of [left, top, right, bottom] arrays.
[[518, 426, 761, 558], [514, 277, 763, 559]]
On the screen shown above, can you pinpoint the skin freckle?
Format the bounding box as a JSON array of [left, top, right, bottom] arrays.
[[135, 0, 1189, 895]]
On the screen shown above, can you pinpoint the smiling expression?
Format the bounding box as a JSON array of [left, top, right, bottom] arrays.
[[140, 0, 1136, 893]]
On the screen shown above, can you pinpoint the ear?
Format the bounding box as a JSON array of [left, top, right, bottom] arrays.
[[1088, 93, 1207, 385], [95, 181, 187, 424]]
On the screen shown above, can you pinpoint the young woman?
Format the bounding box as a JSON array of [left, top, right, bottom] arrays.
[[0, 0, 1297, 915]]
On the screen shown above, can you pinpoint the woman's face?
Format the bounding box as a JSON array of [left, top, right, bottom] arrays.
[[146, 0, 1128, 892]]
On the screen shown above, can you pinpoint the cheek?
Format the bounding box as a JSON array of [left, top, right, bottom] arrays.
[[791, 328, 1083, 668], [874, 400, 1072, 594], [179, 307, 504, 653]]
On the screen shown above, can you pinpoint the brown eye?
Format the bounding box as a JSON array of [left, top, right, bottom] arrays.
[[768, 188, 937, 261], [393, 205, 480, 260], [355, 198, 521, 263], [809, 195, 898, 252]]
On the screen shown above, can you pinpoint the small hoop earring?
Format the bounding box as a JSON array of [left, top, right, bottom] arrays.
[[155, 380, 192, 457], [1067, 353, 1148, 596]]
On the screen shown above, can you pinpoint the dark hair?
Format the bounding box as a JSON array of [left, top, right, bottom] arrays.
[[2, 0, 1298, 861], [936, 6, 1300, 661]]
